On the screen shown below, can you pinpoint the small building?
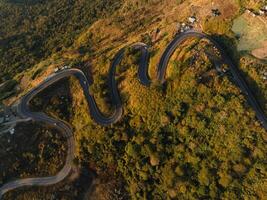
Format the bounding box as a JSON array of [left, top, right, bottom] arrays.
[[259, 10, 265, 15], [184, 25, 192, 31], [246, 9, 251, 14], [188, 16, 196, 23], [10, 128, 15, 135], [54, 68, 59, 73]]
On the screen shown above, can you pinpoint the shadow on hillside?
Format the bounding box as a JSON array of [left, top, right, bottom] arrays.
[[211, 34, 266, 114]]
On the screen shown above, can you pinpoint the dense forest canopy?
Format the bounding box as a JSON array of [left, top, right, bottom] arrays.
[[25, 40, 267, 199], [1, 0, 267, 199], [0, 0, 122, 80]]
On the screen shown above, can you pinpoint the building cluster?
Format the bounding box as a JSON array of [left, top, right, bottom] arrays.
[[0, 105, 16, 135], [177, 8, 222, 33], [177, 16, 196, 33], [246, 5, 267, 17], [54, 65, 71, 73], [179, 22, 193, 33]]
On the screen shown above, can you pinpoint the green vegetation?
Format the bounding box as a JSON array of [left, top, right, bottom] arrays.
[[71, 40, 266, 199], [0, 0, 122, 80], [239, 55, 267, 115], [30, 78, 73, 121], [0, 122, 67, 186], [0, 79, 17, 101], [25, 39, 267, 199], [1, 0, 266, 199]]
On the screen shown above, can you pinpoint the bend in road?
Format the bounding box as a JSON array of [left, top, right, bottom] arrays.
[[0, 31, 266, 199]]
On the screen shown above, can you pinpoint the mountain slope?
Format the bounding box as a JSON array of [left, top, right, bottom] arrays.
[[0, 0, 121, 79]]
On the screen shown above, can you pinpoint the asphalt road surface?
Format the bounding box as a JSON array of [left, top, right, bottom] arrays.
[[0, 31, 266, 199]]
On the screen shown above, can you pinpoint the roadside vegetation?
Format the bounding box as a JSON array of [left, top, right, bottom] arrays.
[[69, 39, 267, 199], [0, 122, 67, 187], [239, 56, 267, 114], [21, 38, 267, 199], [0, 0, 122, 81], [1, 0, 266, 199], [29, 78, 73, 122], [0, 80, 17, 101], [2, 166, 94, 200]]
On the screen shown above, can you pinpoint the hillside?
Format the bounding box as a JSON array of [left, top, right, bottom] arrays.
[[0, 0, 267, 199], [0, 0, 121, 79]]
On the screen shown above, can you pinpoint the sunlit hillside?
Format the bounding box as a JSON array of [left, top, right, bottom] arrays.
[[0, 0, 266, 199]]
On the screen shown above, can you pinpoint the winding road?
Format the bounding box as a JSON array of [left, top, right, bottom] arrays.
[[0, 30, 266, 198]]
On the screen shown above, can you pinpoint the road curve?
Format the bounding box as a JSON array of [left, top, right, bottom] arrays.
[[0, 31, 266, 198]]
